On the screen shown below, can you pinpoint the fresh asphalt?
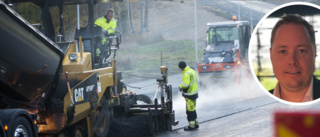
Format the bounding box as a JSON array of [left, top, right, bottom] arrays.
[[116, 1, 318, 136]]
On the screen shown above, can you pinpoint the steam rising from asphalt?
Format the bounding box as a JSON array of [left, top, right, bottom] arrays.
[[172, 76, 265, 113]]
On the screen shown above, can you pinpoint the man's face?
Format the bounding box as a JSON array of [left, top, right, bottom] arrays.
[[270, 24, 316, 92], [107, 12, 113, 20]]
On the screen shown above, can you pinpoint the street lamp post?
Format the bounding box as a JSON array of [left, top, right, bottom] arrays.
[[195, 0, 198, 70]]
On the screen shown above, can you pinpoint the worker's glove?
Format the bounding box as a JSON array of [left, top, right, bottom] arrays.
[[104, 30, 109, 37], [102, 29, 107, 34]]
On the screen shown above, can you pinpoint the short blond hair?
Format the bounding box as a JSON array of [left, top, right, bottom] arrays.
[[270, 14, 315, 48], [107, 9, 114, 15]]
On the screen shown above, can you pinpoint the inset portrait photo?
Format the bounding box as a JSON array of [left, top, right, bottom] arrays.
[[249, 2, 320, 105]]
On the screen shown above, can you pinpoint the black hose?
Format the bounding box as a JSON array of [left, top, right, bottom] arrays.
[[122, 72, 157, 79], [122, 82, 157, 89]]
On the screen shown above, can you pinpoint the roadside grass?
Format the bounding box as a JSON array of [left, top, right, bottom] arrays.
[[116, 40, 203, 83]]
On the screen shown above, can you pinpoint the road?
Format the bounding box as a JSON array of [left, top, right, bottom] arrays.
[[127, 73, 320, 136], [197, 0, 278, 26], [124, 72, 306, 136], [125, 73, 280, 136], [122, 1, 320, 136], [155, 94, 320, 137]]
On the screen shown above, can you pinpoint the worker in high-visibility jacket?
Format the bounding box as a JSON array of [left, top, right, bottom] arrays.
[[207, 30, 215, 44], [207, 30, 222, 45], [178, 61, 199, 131], [94, 9, 117, 62], [95, 9, 117, 45]]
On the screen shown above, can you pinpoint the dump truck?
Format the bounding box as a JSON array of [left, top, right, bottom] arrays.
[[197, 20, 251, 83], [0, 1, 177, 137]]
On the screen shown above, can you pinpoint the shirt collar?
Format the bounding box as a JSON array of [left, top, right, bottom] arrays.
[[304, 78, 313, 102], [273, 78, 313, 102]]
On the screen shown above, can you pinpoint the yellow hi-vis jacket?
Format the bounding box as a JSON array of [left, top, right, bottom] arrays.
[[207, 31, 219, 45], [94, 16, 117, 35], [207, 31, 215, 42], [179, 66, 198, 100]]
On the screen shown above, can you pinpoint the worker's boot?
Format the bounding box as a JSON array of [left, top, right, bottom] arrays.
[[184, 121, 196, 131], [195, 119, 199, 128]]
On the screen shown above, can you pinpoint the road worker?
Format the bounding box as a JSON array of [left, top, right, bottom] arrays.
[[94, 9, 117, 62], [178, 61, 199, 131], [95, 8, 117, 44]]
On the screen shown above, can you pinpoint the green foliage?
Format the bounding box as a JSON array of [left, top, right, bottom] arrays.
[[116, 40, 202, 82], [12, 3, 89, 40], [252, 63, 276, 90], [314, 70, 320, 76], [12, 3, 42, 24], [259, 77, 277, 91]]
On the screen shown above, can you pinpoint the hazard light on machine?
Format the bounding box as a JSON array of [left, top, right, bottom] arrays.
[[274, 111, 320, 137]]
